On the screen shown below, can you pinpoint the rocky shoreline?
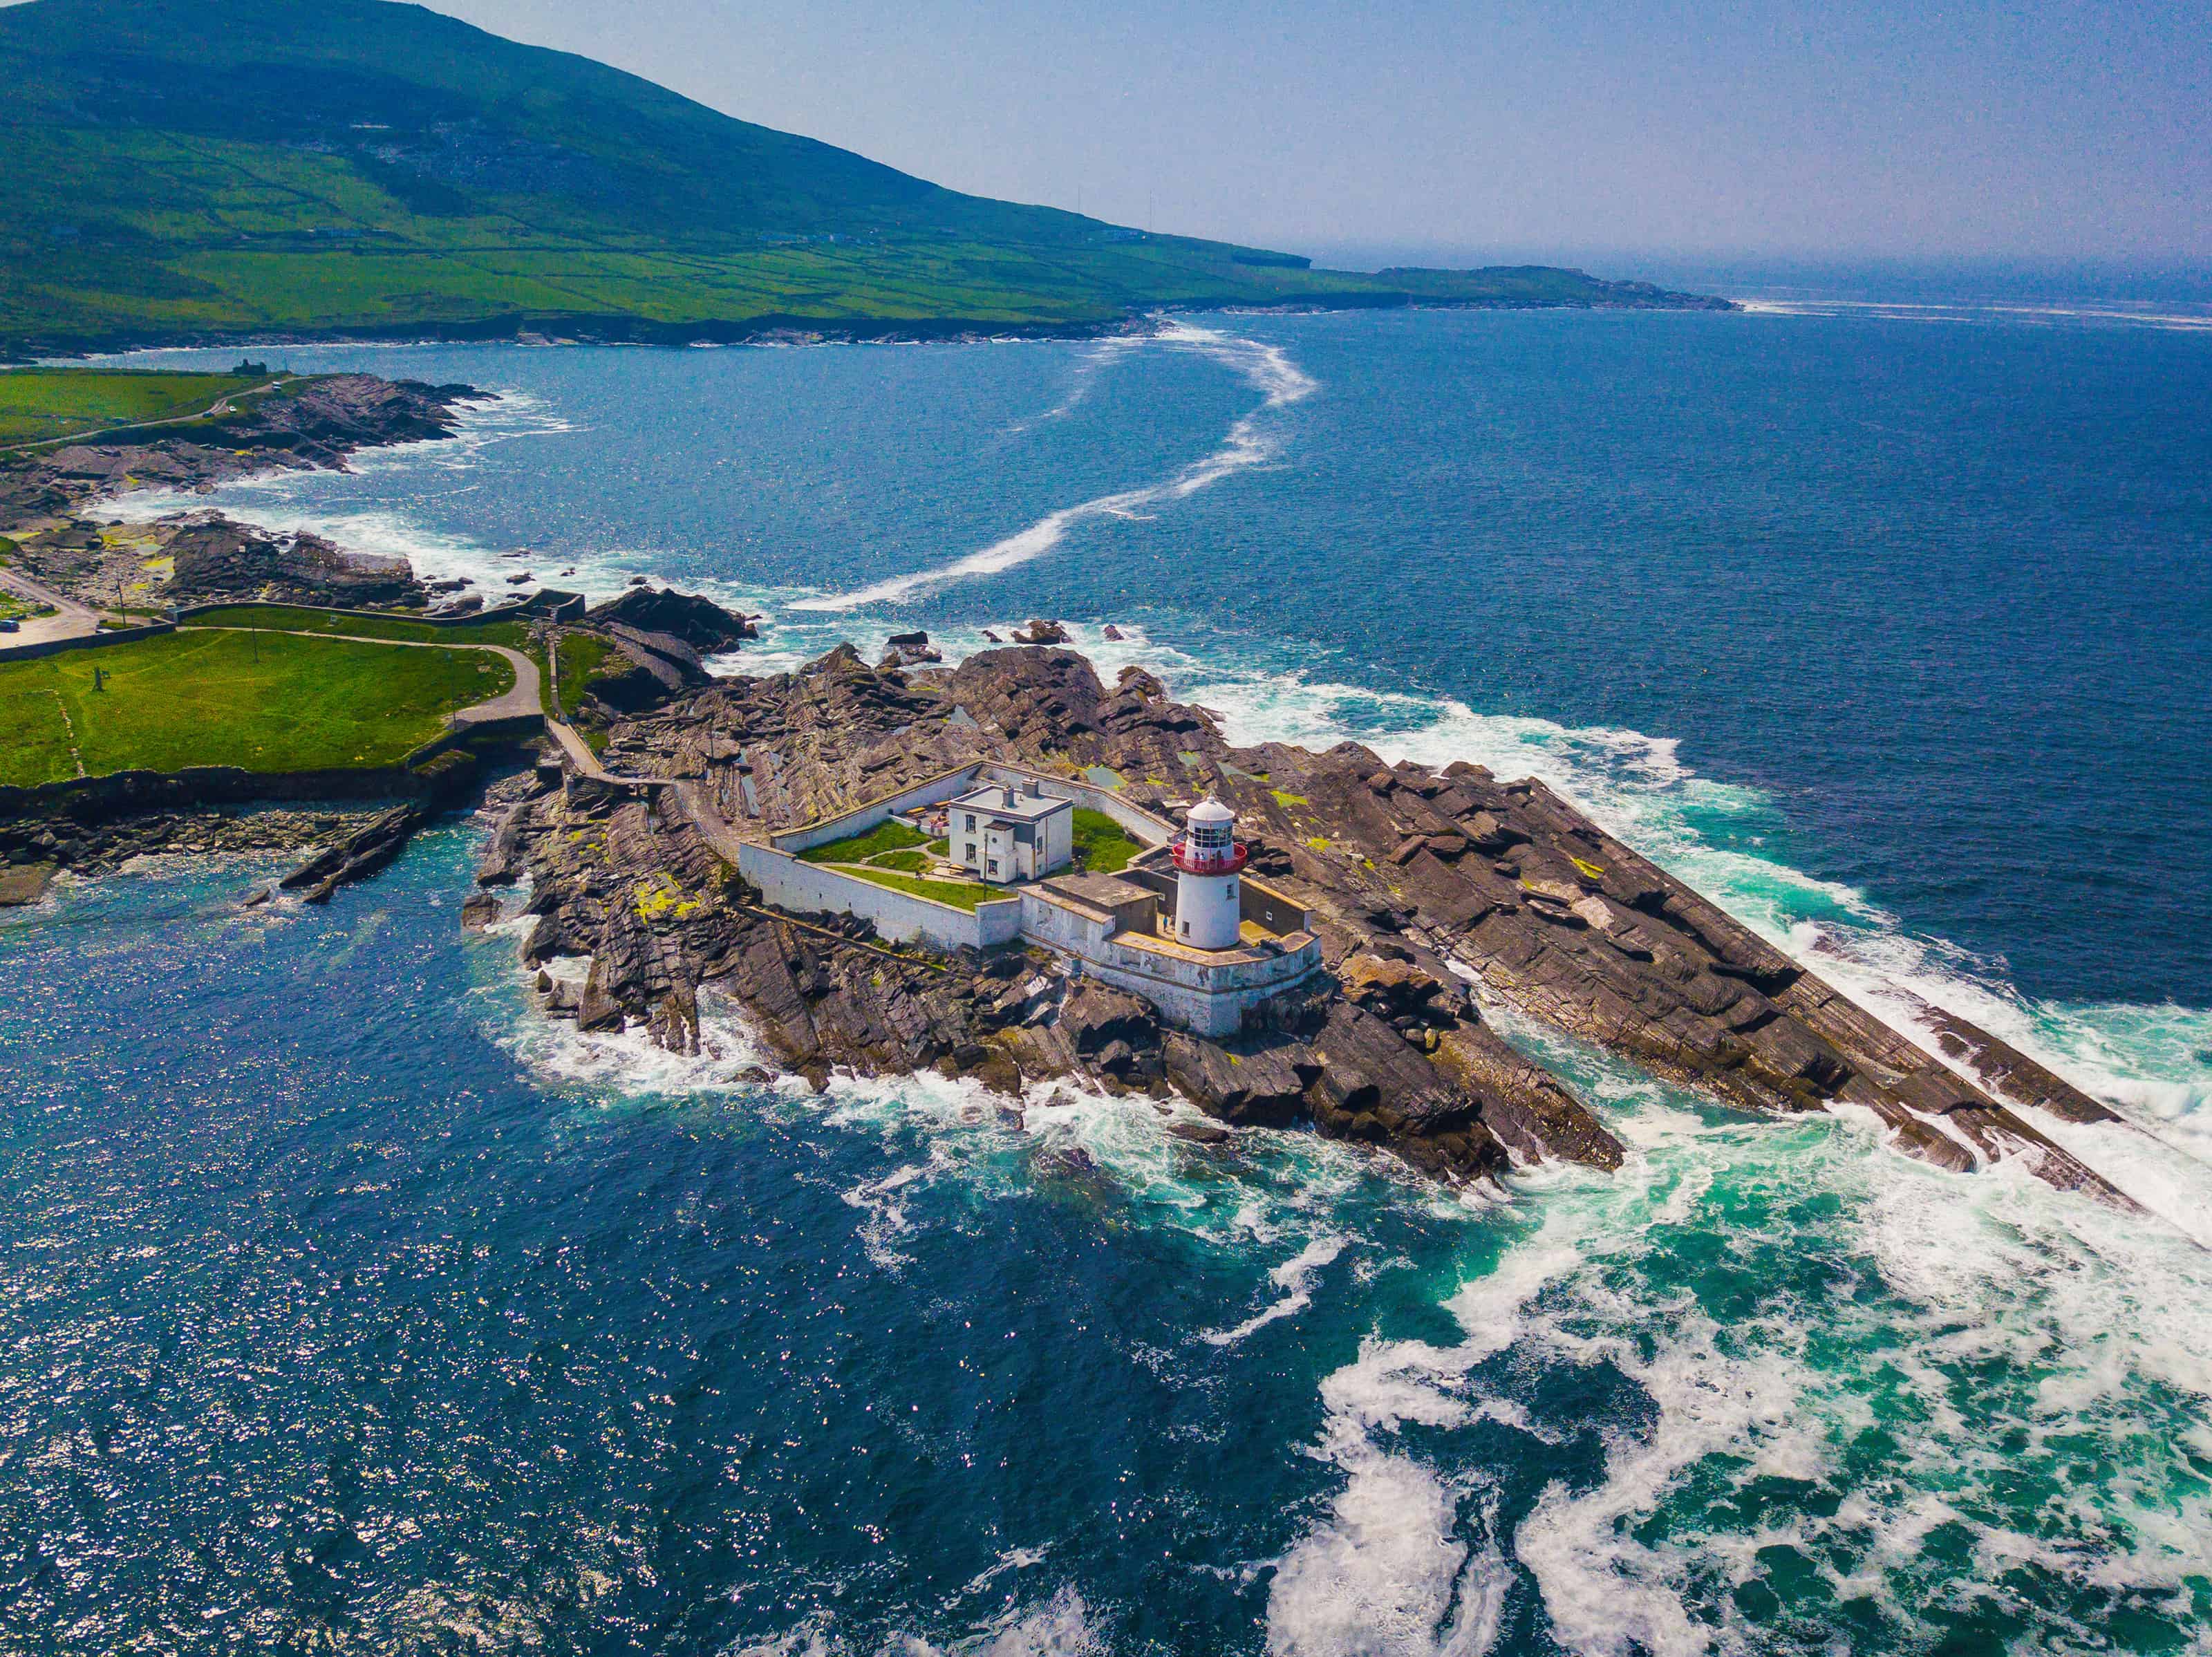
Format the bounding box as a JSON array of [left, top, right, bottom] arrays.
[[470, 638, 2133, 1201], [1, 374, 487, 612]]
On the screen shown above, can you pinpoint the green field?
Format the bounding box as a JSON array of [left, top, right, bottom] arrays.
[[798, 818, 932, 865], [183, 603, 559, 717], [182, 603, 532, 649], [552, 632, 618, 719], [0, 366, 273, 447], [0, 629, 512, 788], [1071, 807, 1145, 873], [836, 865, 996, 912], [0, 0, 1721, 355]]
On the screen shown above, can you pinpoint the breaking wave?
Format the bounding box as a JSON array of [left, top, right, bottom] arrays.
[[792, 323, 1315, 610]]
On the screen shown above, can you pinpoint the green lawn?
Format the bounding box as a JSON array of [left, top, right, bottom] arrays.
[[0, 367, 272, 447], [1071, 807, 1145, 873], [0, 680, 82, 787], [0, 629, 512, 787], [552, 631, 617, 719], [798, 818, 931, 865], [184, 603, 532, 650], [835, 865, 998, 912], [185, 602, 556, 716]]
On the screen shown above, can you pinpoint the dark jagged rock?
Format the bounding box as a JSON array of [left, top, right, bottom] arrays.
[[279, 805, 424, 902], [4, 374, 484, 610], [1011, 618, 1070, 645], [0, 806, 382, 885], [165, 512, 426, 606], [482, 644, 2138, 1205], [585, 586, 758, 655]]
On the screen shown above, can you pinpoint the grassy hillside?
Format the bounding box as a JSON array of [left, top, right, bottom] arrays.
[[0, 366, 275, 446], [0, 0, 1727, 353]]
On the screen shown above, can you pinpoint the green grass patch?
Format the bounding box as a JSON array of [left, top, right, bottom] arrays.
[[1071, 807, 1143, 873], [834, 865, 994, 911], [798, 818, 930, 865], [553, 631, 617, 718], [869, 849, 931, 874], [0, 681, 81, 787], [0, 367, 272, 447], [0, 629, 510, 786], [182, 603, 532, 650], [0, 589, 55, 624], [1271, 789, 1310, 809]]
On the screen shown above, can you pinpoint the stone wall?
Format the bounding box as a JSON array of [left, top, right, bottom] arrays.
[[769, 769, 979, 855], [737, 842, 1023, 952], [0, 620, 174, 662], [975, 762, 1173, 846]]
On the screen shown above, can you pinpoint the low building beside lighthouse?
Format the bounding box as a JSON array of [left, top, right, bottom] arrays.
[[1021, 793, 1325, 1035]]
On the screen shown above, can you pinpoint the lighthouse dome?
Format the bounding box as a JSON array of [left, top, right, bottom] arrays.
[[1186, 797, 1235, 825]]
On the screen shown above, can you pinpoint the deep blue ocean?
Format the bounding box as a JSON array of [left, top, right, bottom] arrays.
[[6, 288, 2211, 1654]]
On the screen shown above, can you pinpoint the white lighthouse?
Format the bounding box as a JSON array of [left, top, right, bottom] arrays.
[[1171, 796, 1246, 950]]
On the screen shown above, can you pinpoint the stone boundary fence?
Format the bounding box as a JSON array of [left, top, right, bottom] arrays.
[[0, 620, 175, 662], [736, 842, 1024, 953], [742, 758, 1181, 953], [769, 759, 1177, 856], [170, 588, 587, 626]]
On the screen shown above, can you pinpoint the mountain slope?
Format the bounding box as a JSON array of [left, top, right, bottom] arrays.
[[0, 0, 1730, 353]]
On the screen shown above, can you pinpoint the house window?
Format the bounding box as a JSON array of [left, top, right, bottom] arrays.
[[965, 845, 978, 865], [966, 815, 977, 832], [987, 858, 1000, 876]]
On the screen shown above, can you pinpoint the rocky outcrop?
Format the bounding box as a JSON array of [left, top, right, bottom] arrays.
[[0, 805, 384, 883], [482, 644, 2136, 1204], [164, 513, 426, 606], [2, 374, 483, 606], [279, 805, 426, 903], [584, 586, 758, 655]]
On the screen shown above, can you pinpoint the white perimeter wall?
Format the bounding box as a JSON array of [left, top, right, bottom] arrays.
[[738, 843, 1023, 951]]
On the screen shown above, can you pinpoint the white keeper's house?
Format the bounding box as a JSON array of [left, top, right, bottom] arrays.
[[946, 779, 1074, 884]]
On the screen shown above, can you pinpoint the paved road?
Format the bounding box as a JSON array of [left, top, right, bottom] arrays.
[[0, 565, 101, 649]]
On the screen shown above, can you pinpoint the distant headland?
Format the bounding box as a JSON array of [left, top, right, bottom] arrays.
[[0, 0, 1734, 359]]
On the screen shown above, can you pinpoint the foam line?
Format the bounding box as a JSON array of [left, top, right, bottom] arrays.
[[791, 322, 1315, 610]]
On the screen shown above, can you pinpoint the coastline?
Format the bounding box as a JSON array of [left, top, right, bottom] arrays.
[[13, 283, 1739, 366]]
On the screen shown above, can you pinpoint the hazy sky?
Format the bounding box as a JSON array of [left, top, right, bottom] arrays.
[[10, 0, 2170, 263], [403, 0, 2208, 264]]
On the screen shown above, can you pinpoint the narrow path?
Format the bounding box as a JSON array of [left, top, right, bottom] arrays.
[[180, 624, 542, 725], [45, 689, 85, 778], [182, 620, 655, 783], [672, 778, 755, 865], [0, 378, 296, 458]]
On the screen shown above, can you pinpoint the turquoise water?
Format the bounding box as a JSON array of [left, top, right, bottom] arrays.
[[8, 296, 2211, 1653]]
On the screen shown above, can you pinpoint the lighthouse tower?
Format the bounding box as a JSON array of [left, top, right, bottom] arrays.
[[1172, 796, 1246, 950]]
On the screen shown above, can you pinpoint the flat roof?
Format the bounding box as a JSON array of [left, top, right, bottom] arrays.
[[950, 783, 1071, 823], [1042, 871, 1157, 910]]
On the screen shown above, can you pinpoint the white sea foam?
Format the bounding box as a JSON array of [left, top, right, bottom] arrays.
[[729, 1586, 1102, 1656], [1737, 297, 2212, 332], [1202, 1235, 1347, 1346], [792, 322, 1315, 610]]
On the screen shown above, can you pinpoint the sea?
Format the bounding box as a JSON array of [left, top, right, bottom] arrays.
[[5, 277, 2210, 1655]]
